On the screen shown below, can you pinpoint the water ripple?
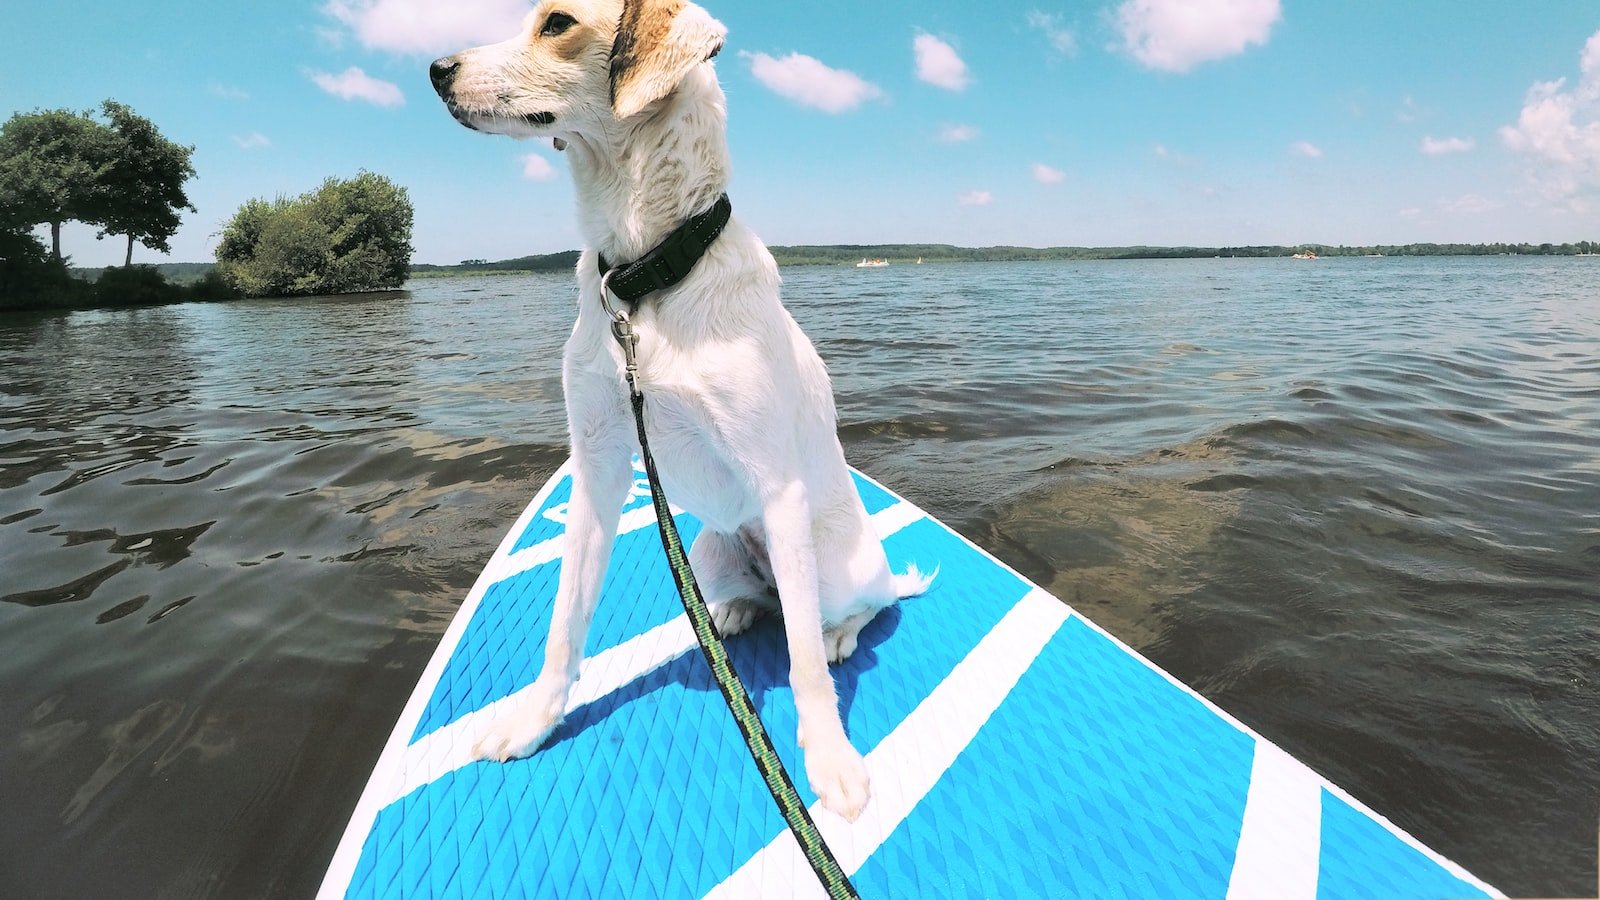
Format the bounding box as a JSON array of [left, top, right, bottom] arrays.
[[0, 259, 1596, 896]]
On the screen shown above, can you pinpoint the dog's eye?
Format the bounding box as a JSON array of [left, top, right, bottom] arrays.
[[540, 11, 576, 36]]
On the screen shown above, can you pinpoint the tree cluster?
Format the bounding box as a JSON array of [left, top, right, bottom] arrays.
[[215, 172, 414, 297], [0, 101, 200, 309], [0, 101, 195, 266]]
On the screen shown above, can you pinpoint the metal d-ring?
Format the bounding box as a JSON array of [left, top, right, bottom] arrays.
[[599, 270, 624, 322]]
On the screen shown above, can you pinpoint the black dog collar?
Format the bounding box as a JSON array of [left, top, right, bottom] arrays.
[[597, 193, 732, 309]]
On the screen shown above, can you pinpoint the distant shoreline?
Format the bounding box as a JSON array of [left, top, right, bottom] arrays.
[[409, 241, 1600, 275], [65, 240, 1600, 285]]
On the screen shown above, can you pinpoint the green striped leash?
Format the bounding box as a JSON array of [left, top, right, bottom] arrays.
[[608, 296, 860, 900]]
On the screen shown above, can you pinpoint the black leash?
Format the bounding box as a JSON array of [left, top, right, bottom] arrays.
[[599, 196, 860, 900]]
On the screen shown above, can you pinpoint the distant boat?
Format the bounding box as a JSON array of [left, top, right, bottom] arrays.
[[856, 258, 889, 268], [1291, 251, 1319, 260]]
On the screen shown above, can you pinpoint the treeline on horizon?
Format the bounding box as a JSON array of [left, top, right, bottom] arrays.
[[409, 250, 583, 276], [764, 241, 1600, 265], [405, 240, 1600, 275], [57, 239, 1600, 287]]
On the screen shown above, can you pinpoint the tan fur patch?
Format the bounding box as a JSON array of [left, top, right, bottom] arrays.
[[610, 0, 686, 108], [539, 7, 593, 62], [609, 0, 728, 119]]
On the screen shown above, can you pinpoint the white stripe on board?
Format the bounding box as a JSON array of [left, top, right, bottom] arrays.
[[480, 500, 675, 589], [1226, 742, 1324, 900], [705, 589, 1070, 900], [373, 500, 931, 810], [842, 466, 1507, 899], [380, 615, 701, 808], [867, 499, 924, 540], [491, 494, 923, 591]]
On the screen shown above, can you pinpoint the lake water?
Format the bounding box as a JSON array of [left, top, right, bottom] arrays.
[[1, 258, 1596, 897]]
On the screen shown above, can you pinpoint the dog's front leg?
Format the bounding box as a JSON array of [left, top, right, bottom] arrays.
[[762, 480, 871, 822], [473, 445, 632, 761]]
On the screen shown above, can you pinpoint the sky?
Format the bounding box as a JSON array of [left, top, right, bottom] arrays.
[[4, 0, 1599, 266]]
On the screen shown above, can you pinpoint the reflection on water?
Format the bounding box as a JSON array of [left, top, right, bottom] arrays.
[[0, 259, 1597, 897], [0, 277, 575, 898], [970, 440, 1243, 649]]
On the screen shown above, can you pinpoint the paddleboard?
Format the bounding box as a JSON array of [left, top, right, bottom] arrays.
[[320, 459, 1502, 899]]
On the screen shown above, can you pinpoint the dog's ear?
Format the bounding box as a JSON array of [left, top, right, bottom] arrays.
[[610, 0, 726, 120]]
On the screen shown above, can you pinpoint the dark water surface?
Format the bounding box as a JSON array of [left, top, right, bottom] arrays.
[[1, 258, 1596, 897]]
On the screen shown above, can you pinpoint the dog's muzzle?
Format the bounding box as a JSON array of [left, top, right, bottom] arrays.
[[429, 57, 555, 132]]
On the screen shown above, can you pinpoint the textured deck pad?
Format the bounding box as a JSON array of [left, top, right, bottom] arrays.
[[320, 461, 1501, 899]]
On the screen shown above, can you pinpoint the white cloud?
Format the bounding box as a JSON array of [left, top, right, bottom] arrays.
[[1031, 163, 1066, 184], [324, 0, 526, 56], [314, 24, 346, 48], [958, 190, 993, 206], [937, 123, 979, 143], [232, 132, 271, 150], [1115, 0, 1281, 73], [522, 153, 556, 181], [1152, 143, 1199, 167], [1026, 11, 1077, 55], [1442, 193, 1497, 215], [209, 83, 250, 101], [914, 33, 970, 91], [309, 67, 405, 107], [1420, 135, 1475, 156], [1498, 30, 1600, 209], [1159, 144, 1211, 171], [1396, 94, 1421, 123], [1398, 207, 1423, 219], [742, 51, 884, 113], [1290, 140, 1323, 158]]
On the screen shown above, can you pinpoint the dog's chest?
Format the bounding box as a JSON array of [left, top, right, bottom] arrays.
[[633, 386, 760, 532], [568, 284, 803, 535]]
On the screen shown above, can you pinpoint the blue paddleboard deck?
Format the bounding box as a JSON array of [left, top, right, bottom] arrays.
[[319, 460, 1501, 899]]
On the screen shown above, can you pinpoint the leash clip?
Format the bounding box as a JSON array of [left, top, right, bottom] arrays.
[[612, 310, 638, 375], [601, 271, 641, 393]]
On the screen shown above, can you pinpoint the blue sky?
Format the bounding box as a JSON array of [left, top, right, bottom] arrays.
[[5, 0, 1598, 266]]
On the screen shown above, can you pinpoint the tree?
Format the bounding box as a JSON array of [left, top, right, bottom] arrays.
[[315, 170, 414, 289], [215, 172, 414, 297], [0, 108, 112, 261], [0, 225, 58, 303], [93, 101, 196, 266]]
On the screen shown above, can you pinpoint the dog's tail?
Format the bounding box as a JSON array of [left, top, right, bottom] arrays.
[[893, 563, 938, 599]]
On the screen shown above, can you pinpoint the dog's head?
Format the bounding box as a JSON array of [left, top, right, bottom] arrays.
[[429, 0, 726, 140]]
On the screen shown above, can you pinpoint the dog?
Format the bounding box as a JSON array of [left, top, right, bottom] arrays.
[[429, 0, 930, 822]]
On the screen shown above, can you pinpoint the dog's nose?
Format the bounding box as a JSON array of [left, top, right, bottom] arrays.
[[429, 57, 460, 94]]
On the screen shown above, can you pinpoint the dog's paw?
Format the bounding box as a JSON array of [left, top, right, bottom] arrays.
[[804, 734, 871, 822], [823, 611, 873, 664], [823, 627, 859, 665], [473, 717, 558, 762], [471, 681, 567, 762], [709, 598, 765, 638]]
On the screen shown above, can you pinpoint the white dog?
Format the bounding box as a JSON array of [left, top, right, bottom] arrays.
[[430, 0, 930, 821]]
